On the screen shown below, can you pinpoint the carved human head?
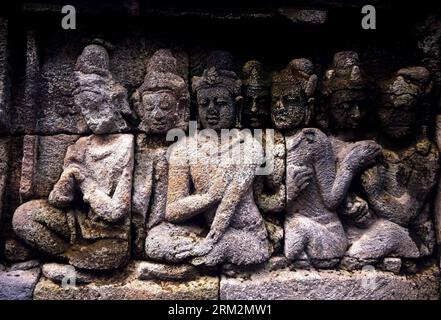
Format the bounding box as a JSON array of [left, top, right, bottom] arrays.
[[241, 61, 271, 129], [74, 44, 130, 134], [271, 58, 317, 131], [322, 51, 368, 130], [192, 51, 242, 130], [132, 49, 189, 134], [377, 66, 432, 140]]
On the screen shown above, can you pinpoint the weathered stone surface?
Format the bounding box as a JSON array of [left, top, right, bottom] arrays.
[[10, 260, 40, 271], [0, 267, 41, 300], [132, 134, 168, 259], [275, 58, 381, 267], [74, 43, 135, 134], [146, 51, 270, 267], [277, 9, 327, 25], [13, 134, 134, 270], [132, 49, 189, 133], [42, 263, 94, 284], [34, 261, 218, 300], [0, 137, 9, 223], [220, 265, 440, 300], [0, 17, 11, 134], [136, 261, 198, 281], [19, 135, 80, 201]]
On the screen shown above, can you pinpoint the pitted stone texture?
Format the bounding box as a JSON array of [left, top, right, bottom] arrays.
[[0, 17, 11, 133], [74, 44, 135, 134], [42, 263, 94, 284], [0, 267, 41, 300], [131, 49, 190, 134], [132, 134, 168, 259], [0, 137, 9, 222], [34, 261, 218, 300], [136, 261, 198, 281], [19, 135, 80, 202], [13, 134, 134, 270], [220, 265, 440, 300]]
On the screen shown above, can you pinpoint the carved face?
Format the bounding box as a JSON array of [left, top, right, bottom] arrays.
[[329, 91, 367, 129], [271, 84, 308, 130], [75, 88, 122, 134], [197, 86, 236, 130], [139, 90, 179, 133], [242, 87, 270, 128], [378, 77, 419, 139]]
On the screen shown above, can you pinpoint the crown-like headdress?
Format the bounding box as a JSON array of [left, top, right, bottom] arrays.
[[192, 51, 241, 96], [137, 49, 188, 99]]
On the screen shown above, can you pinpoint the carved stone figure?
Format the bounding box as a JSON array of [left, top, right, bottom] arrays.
[[241, 61, 271, 129], [346, 67, 439, 264], [131, 49, 190, 259], [145, 51, 271, 266], [131, 49, 190, 133], [273, 58, 381, 267], [74, 43, 135, 134], [241, 60, 285, 253], [11, 44, 135, 270], [320, 52, 415, 269]]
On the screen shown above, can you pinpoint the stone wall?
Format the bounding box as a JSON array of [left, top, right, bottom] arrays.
[[0, 1, 441, 300]]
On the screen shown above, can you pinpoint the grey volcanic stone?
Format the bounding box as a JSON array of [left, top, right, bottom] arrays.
[[42, 263, 94, 284], [34, 261, 218, 300], [220, 266, 439, 300], [10, 260, 40, 271], [0, 267, 41, 300], [136, 261, 198, 281]]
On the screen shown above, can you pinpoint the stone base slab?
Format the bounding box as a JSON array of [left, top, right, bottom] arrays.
[[33, 261, 219, 300], [220, 266, 440, 300], [0, 267, 41, 300]]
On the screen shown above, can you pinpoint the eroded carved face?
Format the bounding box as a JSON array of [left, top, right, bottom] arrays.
[[242, 87, 270, 128], [197, 86, 236, 130], [271, 84, 308, 130], [378, 76, 419, 140], [75, 88, 124, 134], [139, 90, 179, 133], [329, 91, 367, 129]]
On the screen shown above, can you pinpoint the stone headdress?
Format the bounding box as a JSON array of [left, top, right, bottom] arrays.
[[322, 51, 366, 105], [272, 58, 317, 99], [380, 66, 432, 97], [242, 60, 270, 91], [75, 44, 110, 77], [136, 49, 189, 100], [192, 51, 242, 97]]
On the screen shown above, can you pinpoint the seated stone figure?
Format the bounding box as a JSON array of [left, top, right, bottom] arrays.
[[241, 60, 285, 253], [145, 51, 271, 266], [12, 43, 135, 270], [272, 58, 381, 267], [346, 67, 439, 264], [130, 49, 190, 259], [321, 52, 418, 268]]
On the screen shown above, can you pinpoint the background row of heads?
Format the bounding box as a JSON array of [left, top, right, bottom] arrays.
[[75, 43, 433, 140]]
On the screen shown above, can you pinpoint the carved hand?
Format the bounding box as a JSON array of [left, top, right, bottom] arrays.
[[344, 141, 381, 172], [288, 165, 313, 195], [48, 166, 84, 207], [343, 194, 369, 221], [191, 238, 215, 257]]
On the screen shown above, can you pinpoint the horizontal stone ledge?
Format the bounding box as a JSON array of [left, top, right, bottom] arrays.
[[220, 265, 440, 300], [33, 261, 219, 300]]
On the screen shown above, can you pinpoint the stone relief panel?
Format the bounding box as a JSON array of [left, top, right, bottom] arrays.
[[1, 6, 441, 300]]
